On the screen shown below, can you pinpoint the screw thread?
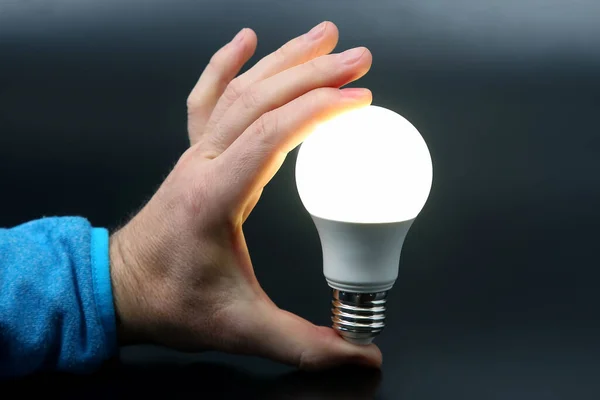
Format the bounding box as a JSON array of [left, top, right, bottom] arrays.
[[331, 289, 387, 345]]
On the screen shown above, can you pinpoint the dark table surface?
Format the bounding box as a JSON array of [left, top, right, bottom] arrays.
[[4, 330, 600, 399], [1, 0, 600, 398]]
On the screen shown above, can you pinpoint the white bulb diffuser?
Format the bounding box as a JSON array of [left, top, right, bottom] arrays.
[[295, 105, 433, 345]]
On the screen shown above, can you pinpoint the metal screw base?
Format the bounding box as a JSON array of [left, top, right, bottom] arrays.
[[331, 289, 387, 345]]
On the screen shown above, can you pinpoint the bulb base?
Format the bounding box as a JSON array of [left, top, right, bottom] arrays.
[[331, 289, 387, 345]]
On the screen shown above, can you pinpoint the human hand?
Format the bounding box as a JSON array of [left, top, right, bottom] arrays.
[[109, 21, 381, 370]]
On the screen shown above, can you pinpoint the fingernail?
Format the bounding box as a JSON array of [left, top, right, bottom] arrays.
[[341, 47, 366, 64], [306, 21, 327, 40], [341, 88, 370, 99], [233, 28, 247, 44]]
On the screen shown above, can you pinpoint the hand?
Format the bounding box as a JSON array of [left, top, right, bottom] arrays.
[[109, 21, 381, 370]]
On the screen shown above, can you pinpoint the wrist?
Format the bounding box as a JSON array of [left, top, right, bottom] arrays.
[[109, 225, 149, 346]]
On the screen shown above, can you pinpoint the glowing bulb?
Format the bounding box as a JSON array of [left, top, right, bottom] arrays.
[[295, 105, 433, 344]]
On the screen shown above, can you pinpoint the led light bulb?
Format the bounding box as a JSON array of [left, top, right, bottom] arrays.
[[295, 105, 433, 345]]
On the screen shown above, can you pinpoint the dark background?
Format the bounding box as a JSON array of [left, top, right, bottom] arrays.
[[1, 0, 600, 398]]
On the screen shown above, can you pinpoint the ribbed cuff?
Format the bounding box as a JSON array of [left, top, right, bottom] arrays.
[[90, 227, 117, 357]]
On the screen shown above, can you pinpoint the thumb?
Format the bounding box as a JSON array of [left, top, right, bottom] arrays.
[[241, 301, 383, 370]]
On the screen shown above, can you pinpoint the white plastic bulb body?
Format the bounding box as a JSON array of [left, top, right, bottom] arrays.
[[295, 105, 433, 345]]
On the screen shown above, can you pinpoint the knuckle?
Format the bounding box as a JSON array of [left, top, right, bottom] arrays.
[[254, 114, 269, 137], [207, 53, 233, 88], [177, 145, 196, 167], [186, 94, 197, 111], [186, 90, 209, 111], [307, 57, 328, 76], [240, 84, 261, 110], [274, 43, 290, 64], [208, 50, 225, 69], [298, 349, 315, 370], [187, 57, 222, 110], [207, 43, 233, 73], [311, 86, 338, 104], [223, 78, 244, 103], [254, 113, 276, 142]]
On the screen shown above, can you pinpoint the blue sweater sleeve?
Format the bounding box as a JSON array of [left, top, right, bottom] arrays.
[[0, 216, 117, 378]]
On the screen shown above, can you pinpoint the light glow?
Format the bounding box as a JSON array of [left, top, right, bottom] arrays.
[[295, 105, 433, 223]]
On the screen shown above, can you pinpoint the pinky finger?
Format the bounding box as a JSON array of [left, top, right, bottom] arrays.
[[187, 28, 257, 145]]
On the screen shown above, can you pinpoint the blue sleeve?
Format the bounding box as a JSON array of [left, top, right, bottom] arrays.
[[0, 216, 118, 378]]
